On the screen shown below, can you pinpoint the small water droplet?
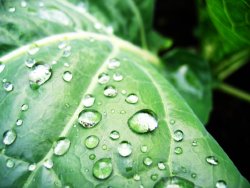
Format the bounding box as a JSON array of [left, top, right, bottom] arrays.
[[109, 130, 120, 140], [58, 42, 67, 49], [29, 63, 52, 89], [108, 58, 120, 69], [173, 130, 184, 142], [94, 23, 102, 30], [118, 141, 132, 157], [3, 82, 14, 92], [216, 180, 227, 188], [64, 63, 70, 67], [78, 109, 102, 128], [52, 60, 57, 65], [21, 1, 27, 8], [128, 110, 158, 134], [0, 63, 5, 73], [62, 46, 71, 57], [54, 138, 71, 156], [39, 2, 44, 7], [113, 73, 123, 81], [3, 130, 17, 145], [121, 90, 127, 95], [85, 135, 99, 149], [21, 104, 29, 111], [192, 140, 198, 146], [170, 119, 175, 125], [133, 174, 140, 181], [89, 154, 96, 160], [16, 119, 23, 126], [174, 147, 183, 155], [151, 174, 158, 181], [2, 79, 7, 83], [111, 109, 115, 113], [28, 46, 39, 55], [6, 159, 15, 168], [120, 110, 126, 114], [63, 71, 73, 82], [158, 162, 166, 170], [25, 58, 36, 68], [98, 73, 110, 84], [28, 163, 37, 171], [125, 94, 139, 104], [191, 173, 197, 179], [140, 145, 148, 153], [206, 156, 219, 166], [143, 157, 153, 166], [93, 158, 113, 180], [104, 86, 117, 98], [83, 94, 95, 107], [43, 159, 53, 169], [154, 176, 195, 187], [102, 144, 107, 150], [8, 7, 16, 13]]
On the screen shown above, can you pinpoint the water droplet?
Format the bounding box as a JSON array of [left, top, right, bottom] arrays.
[[102, 144, 107, 150], [83, 94, 95, 107], [128, 110, 158, 134], [25, 58, 36, 68], [21, 1, 27, 8], [63, 71, 73, 82], [85, 135, 99, 149], [28, 163, 36, 171], [118, 141, 132, 157], [3, 130, 17, 145], [2, 79, 7, 82], [6, 159, 15, 168], [0, 63, 5, 73], [29, 63, 52, 89], [216, 180, 227, 188], [158, 162, 166, 170], [120, 110, 126, 114], [133, 174, 140, 181], [39, 2, 44, 7], [170, 119, 175, 125], [3, 82, 14, 92], [108, 58, 120, 69], [21, 104, 29, 111], [43, 159, 53, 169], [93, 158, 113, 180], [98, 73, 110, 84], [151, 174, 158, 181], [94, 23, 102, 30], [28, 46, 39, 55], [16, 119, 23, 126], [121, 90, 127, 95], [125, 94, 139, 104], [174, 147, 183, 155], [143, 157, 153, 166], [109, 130, 120, 140], [113, 73, 123, 81], [191, 173, 197, 179], [54, 138, 71, 156], [89, 154, 96, 160], [8, 7, 16, 13], [104, 86, 117, 98], [78, 109, 102, 128], [111, 109, 115, 113], [140, 145, 148, 153], [173, 130, 184, 142], [62, 46, 71, 57], [52, 60, 57, 65], [58, 42, 67, 49], [206, 156, 219, 166], [154, 176, 195, 187], [64, 63, 70, 67], [192, 140, 198, 146]]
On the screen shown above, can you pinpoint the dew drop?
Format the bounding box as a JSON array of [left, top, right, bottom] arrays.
[[83, 94, 95, 107], [28, 46, 39, 55], [140, 145, 148, 153], [8, 7, 16, 13], [191, 173, 197, 179], [133, 174, 140, 181], [216, 180, 227, 188], [170, 119, 175, 125], [21, 1, 27, 8], [173, 130, 184, 142], [64, 63, 70, 67], [121, 90, 127, 95], [104, 85, 117, 98], [128, 110, 158, 134], [125, 94, 139, 104], [29, 63, 52, 89], [108, 58, 120, 69], [63, 71, 73, 82], [78, 109, 102, 128], [6, 159, 15, 168], [93, 158, 113, 180], [158, 162, 166, 170], [174, 147, 183, 155], [43, 159, 53, 169], [94, 23, 102, 30], [113, 73, 123, 81], [154, 176, 195, 187], [0, 63, 5, 73], [39, 2, 44, 7], [85, 135, 99, 149], [151, 174, 158, 181], [16, 119, 23, 126], [118, 141, 132, 157], [109, 130, 120, 140], [54, 138, 71, 156], [28, 163, 36, 171], [21, 104, 29, 111], [25, 58, 36, 68], [3, 130, 17, 145], [102, 144, 107, 150], [3, 82, 14, 92], [143, 157, 153, 166], [62, 46, 71, 57], [206, 156, 219, 166], [58, 42, 67, 49], [98, 73, 110, 84], [192, 140, 198, 146], [89, 154, 96, 160]]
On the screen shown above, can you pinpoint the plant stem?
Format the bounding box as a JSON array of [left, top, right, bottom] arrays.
[[216, 83, 250, 103]]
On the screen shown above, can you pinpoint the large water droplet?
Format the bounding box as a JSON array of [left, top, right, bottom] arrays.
[[174, 147, 183, 155], [82, 94, 95, 107], [6, 159, 15, 168], [25, 58, 36, 68], [128, 110, 158, 134], [78, 109, 102, 128], [113, 73, 123, 82], [3, 130, 17, 145], [133, 174, 141, 181], [0, 63, 5, 73], [16, 119, 23, 126], [104, 86, 118, 98], [21, 104, 29, 111], [158, 162, 166, 170], [206, 156, 219, 166], [54, 138, 71, 156], [29, 63, 52, 89], [85, 135, 99, 149], [143, 157, 153, 166], [28, 163, 37, 171], [173, 130, 184, 142], [98, 73, 110, 84], [109, 130, 120, 140], [3, 82, 14, 92], [63, 71, 73, 82], [108, 58, 120, 69], [43, 159, 53, 169], [118, 141, 132, 157], [28, 46, 39, 55], [216, 180, 227, 188], [125, 93, 139, 104], [93, 158, 113, 180], [154, 176, 195, 188]]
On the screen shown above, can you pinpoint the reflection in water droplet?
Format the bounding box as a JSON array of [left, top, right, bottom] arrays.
[[85, 135, 99, 149], [8, 7, 16, 13], [6, 159, 15, 168], [28, 46, 39, 55], [140, 145, 148, 153], [98, 73, 110, 84], [206, 156, 219, 166], [108, 58, 120, 69], [28, 164, 37, 171], [104, 86, 118, 98], [83, 94, 95, 107], [25, 58, 36, 68], [128, 110, 158, 134], [216, 180, 227, 188], [143, 157, 153, 166], [29, 63, 52, 89], [3, 130, 17, 145], [21, 104, 29, 111], [54, 138, 71, 156], [174, 147, 183, 155], [63, 71, 73, 82], [0, 63, 5, 73], [93, 158, 113, 180], [109, 130, 120, 140], [89, 154, 96, 160], [151, 174, 158, 181], [133, 174, 140, 181], [43, 159, 53, 169], [16, 119, 23, 126], [78, 109, 102, 128], [158, 162, 166, 170], [113, 73, 123, 81], [173, 130, 184, 142], [154, 176, 195, 187], [3, 82, 14, 92], [125, 94, 139, 104], [118, 141, 132, 157]]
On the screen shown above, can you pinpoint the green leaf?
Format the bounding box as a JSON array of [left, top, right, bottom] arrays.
[[161, 49, 212, 124], [0, 33, 248, 187]]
